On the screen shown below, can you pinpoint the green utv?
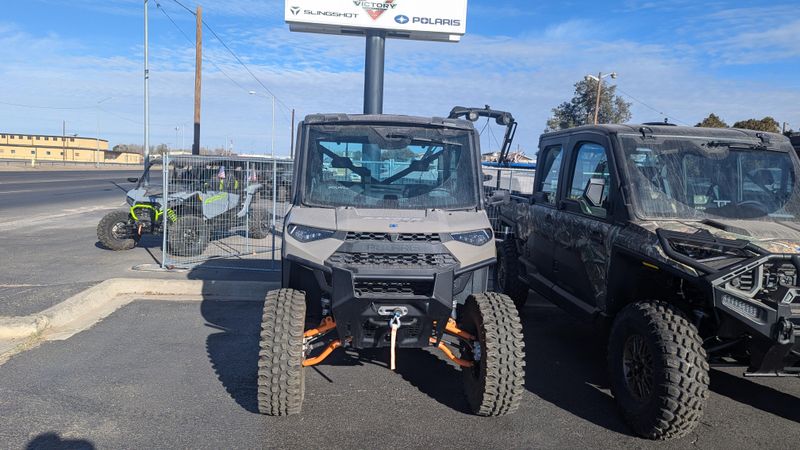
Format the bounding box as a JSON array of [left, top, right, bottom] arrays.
[[97, 158, 271, 256], [494, 124, 800, 439]]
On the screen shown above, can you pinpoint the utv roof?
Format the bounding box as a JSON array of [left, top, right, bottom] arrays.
[[543, 124, 792, 145], [303, 113, 475, 131]]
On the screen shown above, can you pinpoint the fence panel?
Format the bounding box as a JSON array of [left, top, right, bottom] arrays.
[[160, 154, 293, 269], [482, 165, 536, 234]]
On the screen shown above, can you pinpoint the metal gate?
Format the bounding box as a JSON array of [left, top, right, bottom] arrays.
[[160, 154, 293, 269]]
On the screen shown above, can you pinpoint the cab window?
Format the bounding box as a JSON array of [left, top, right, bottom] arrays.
[[567, 142, 611, 218], [535, 145, 563, 205]]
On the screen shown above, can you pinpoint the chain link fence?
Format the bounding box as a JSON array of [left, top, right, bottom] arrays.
[[159, 154, 293, 269], [482, 165, 536, 233]]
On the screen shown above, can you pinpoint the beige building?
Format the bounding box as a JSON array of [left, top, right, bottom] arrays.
[[0, 133, 142, 164]]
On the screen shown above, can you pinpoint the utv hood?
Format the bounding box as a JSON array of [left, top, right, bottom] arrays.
[[332, 208, 491, 234], [652, 220, 800, 255]]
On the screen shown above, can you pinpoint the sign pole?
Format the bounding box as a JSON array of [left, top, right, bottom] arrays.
[[363, 30, 386, 115]]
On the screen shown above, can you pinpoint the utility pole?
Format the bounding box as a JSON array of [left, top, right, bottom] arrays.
[[290, 108, 296, 159], [144, 0, 151, 185], [783, 122, 788, 134], [192, 5, 203, 156], [593, 72, 602, 125]]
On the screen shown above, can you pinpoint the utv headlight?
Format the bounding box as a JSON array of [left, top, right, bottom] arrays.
[[287, 224, 335, 243], [721, 294, 766, 322], [451, 229, 493, 246]]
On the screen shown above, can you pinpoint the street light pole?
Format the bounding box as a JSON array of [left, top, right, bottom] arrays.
[[586, 72, 618, 125], [144, 0, 151, 185], [96, 97, 113, 168], [593, 72, 602, 125]]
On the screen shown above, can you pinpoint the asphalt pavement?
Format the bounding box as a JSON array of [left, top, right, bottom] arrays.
[[1, 168, 799, 448], [1, 296, 798, 449], [0, 169, 274, 316]]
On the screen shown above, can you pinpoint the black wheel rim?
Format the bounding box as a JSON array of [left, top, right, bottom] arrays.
[[622, 334, 654, 402], [111, 222, 129, 240], [182, 226, 201, 248]]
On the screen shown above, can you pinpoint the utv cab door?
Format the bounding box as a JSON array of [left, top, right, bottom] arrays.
[[524, 143, 566, 299], [551, 136, 617, 315]]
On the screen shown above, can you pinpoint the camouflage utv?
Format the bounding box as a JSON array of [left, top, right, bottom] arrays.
[[495, 124, 800, 439]]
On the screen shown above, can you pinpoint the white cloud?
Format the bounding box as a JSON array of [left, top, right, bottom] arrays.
[[0, 6, 799, 157]]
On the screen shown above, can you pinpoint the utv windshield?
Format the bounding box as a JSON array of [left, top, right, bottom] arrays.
[[302, 124, 479, 210], [619, 135, 800, 221]]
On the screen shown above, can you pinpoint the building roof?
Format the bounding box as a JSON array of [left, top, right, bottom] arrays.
[[0, 132, 108, 142]]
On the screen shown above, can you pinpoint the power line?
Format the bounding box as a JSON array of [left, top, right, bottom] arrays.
[[156, 2, 256, 97], [614, 87, 691, 126], [0, 100, 94, 111], [169, 0, 292, 113]]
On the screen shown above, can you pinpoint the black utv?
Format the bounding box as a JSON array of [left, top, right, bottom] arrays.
[[494, 124, 800, 439]]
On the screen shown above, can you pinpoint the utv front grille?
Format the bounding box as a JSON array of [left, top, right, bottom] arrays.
[[354, 280, 433, 297], [730, 269, 757, 292], [345, 232, 441, 242], [328, 252, 456, 268], [762, 263, 797, 291]]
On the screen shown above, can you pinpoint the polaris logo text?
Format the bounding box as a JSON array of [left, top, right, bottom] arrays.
[[412, 17, 461, 27]]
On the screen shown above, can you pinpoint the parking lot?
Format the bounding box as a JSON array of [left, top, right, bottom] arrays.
[[1, 168, 800, 449], [2, 294, 799, 449]]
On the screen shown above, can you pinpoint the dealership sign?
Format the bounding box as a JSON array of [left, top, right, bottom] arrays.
[[285, 0, 468, 42]]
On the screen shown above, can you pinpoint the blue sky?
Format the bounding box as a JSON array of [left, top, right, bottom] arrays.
[[1, 0, 798, 155]]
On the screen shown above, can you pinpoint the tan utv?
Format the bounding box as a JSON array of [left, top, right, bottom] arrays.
[[257, 112, 525, 416]]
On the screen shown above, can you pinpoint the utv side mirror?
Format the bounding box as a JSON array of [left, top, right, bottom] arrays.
[[127, 177, 139, 183], [487, 189, 510, 206], [483, 173, 493, 182], [584, 178, 606, 207]]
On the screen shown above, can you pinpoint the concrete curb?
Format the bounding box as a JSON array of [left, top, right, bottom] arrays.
[[0, 278, 277, 340]]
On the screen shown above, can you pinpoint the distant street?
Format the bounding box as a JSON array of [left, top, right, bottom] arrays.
[[0, 169, 149, 316], [0, 169, 141, 213]]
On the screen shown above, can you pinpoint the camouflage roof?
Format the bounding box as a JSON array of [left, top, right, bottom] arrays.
[[542, 124, 791, 145]]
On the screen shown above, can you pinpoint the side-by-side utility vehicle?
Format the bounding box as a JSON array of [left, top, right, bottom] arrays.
[[97, 158, 269, 256], [494, 124, 800, 439], [257, 113, 525, 416]]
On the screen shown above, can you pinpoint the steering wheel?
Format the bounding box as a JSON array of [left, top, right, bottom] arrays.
[[736, 200, 769, 212]]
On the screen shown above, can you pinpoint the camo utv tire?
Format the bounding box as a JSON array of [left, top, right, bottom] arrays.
[[257, 288, 307, 416], [458, 292, 526, 416], [608, 300, 709, 440], [166, 215, 209, 257], [496, 238, 528, 309], [97, 210, 135, 251]]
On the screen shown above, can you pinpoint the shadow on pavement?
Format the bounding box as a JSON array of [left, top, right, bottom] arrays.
[[189, 257, 474, 415], [189, 259, 279, 413], [709, 369, 800, 423], [26, 432, 95, 450], [518, 303, 630, 435]]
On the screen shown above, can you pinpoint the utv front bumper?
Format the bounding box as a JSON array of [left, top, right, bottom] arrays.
[[710, 254, 800, 375], [283, 240, 492, 350]]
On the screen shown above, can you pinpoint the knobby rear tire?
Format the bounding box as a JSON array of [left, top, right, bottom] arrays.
[[97, 210, 135, 251]]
